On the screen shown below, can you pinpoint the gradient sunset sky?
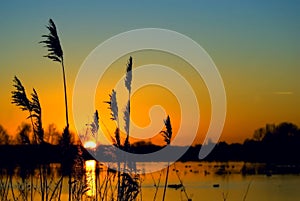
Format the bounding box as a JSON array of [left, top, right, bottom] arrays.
[[0, 0, 299, 144]]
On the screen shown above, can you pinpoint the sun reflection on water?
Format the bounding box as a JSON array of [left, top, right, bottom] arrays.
[[85, 160, 96, 197]]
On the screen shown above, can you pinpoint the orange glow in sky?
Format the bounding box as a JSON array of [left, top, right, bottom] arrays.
[[1, 1, 300, 145]]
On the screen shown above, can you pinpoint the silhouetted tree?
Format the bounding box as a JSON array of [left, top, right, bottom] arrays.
[[16, 123, 31, 145], [45, 123, 61, 145], [246, 122, 300, 163], [0, 125, 10, 145]]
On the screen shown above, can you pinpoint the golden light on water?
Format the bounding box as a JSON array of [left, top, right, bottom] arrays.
[[85, 160, 96, 197], [84, 141, 97, 149]]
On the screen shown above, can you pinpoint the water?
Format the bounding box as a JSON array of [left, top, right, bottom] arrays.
[[84, 161, 300, 201], [1, 161, 300, 200]]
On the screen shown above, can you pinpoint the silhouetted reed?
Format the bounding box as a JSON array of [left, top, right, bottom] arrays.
[[11, 77, 71, 201], [161, 115, 172, 201], [30, 89, 44, 144], [123, 56, 132, 150], [11, 76, 36, 144], [40, 18, 69, 129], [105, 89, 122, 200], [103, 57, 140, 201], [40, 18, 73, 201]]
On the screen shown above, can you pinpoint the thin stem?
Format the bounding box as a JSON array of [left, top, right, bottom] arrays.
[[30, 174, 33, 201], [162, 163, 170, 201], [61, 58, 71, 201], [152, 171, 162, 201], [9, 174, 16, 201], [243, 180, 252, 201], [61, 59, 69, 128], [49, 176, 63, 201]]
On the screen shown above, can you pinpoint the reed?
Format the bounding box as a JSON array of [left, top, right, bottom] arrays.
[[40, 18, 72, 201], [40, 19, 69, 129], [103, 57, 140, 201], [161, 115, 172, 201], [123, 57, 132, 150], [105, 89, 122, 201], [11, 76, 36, 143]]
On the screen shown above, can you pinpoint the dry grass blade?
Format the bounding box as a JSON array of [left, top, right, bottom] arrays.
[[40, 19, 63, 63]]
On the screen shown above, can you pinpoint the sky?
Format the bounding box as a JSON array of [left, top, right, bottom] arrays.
[[0, 0, 300, 145]]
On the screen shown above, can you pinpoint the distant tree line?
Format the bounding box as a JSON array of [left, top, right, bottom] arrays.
[[0, 123, 74, 146], [1, 122, 299, 165], [188, 122, 300, 164]]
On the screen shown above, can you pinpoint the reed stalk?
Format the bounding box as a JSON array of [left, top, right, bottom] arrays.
[[161, 115, 172, 201], [40, 18, 72, 201]]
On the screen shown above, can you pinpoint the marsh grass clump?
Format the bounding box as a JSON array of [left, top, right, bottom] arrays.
[[103, 57, 140, 201]]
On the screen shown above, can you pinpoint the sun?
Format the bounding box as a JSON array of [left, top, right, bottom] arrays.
[[83, 141, 97, 149]]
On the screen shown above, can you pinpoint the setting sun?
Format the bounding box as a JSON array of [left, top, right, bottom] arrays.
[[83, 141, 97, 149]]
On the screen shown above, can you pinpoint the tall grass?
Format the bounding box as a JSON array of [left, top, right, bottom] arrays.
[[105, 89, 122, 200], [104, 57, 140, 201], [40, 18, 73, 201], [11, 77, 65, 201], [11, 76, 36, 144], [161, 115, 172, 201], [124, 56, 132, 150], [40, 19, 69, 129]]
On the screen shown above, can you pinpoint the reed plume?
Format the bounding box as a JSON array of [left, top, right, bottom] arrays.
[[104, 90, 119, 125], [90, 110, 99, 137], [40, 19, 63, 63], [11, 76, 44, 144], [161, 115, 172, 145], [40, 18, 69, 129], [124, 56, 133, 95], [11, 76, 31, 112], [29, 88, 44, 144]]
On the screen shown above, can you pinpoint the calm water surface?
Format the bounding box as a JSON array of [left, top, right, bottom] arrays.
[[140, 162, 300, 201], [85, 161, 300, 201], [2, 161, 300, 200]]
